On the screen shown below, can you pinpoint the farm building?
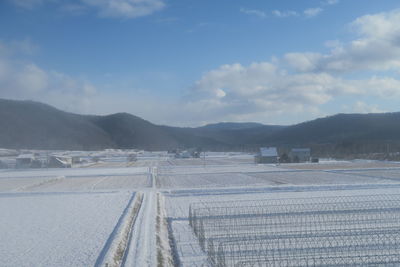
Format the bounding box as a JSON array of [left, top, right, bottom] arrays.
[[175, 150, 191, 158], [127, 154, 137, 162], [0, 160, 8, 169], [48, 155, 72, 168], [255, 147, 278, 163], [71, 156, 82, 164], [16, 154, 40, 168], [290, 148, 311, 162], [174, 148, 201, 158]]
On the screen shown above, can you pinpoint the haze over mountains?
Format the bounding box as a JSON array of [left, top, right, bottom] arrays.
[[1, 98, 400, 154]]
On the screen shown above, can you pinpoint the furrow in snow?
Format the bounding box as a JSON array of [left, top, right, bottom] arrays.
[[95, 192, 143, 267]]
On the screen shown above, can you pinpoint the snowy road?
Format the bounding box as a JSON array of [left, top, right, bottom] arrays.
[[124, 166, 157, 267], [124, 192, 157, 266]]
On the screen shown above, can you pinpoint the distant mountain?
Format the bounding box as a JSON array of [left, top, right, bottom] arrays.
[[199, 122, 265, 130], [258, 113, 400, 145], [89, 113, 224, 150], [1, 98, 400, 153], [89, 113, 180, 150], [0, 99, 113, 150], [193, 124, 286, 147], [0, 99, 228, 150]]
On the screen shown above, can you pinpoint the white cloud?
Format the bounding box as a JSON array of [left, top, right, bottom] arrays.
[[355, 76, 400, 98], [240, 8, 266, 19], [351, 10, 400, 39], [183, 62, 340, 122], [3, 8, 400, 126], [60, 4, 87, 15], [4, 38, 397, 126], [272, 10, 298, 18], [183, 10, 400, 124], [352, 101, 385, 114], [181, 58, 400, 124], [81, 0, 165, 18], [325, 0, 339, 5], [9, 0, 46, 9], [284, 53, 323, 72], [304, 7, 323, 17], [15, 64, 49, 93], [271, 2, 336, 19], [0, 39, 38, 59], [0, 40, 183, 124], [9, 0, 165, 18], [284, 10, 400, 73], [0, 40, 99, 114]]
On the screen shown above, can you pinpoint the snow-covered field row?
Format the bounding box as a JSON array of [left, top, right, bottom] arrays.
[[281, 160, 400, 170], [0, 166, 149, 179], [0, 174, 151, 192], [0, 177, 52, 192], [0, 162, 153, 267], [157, 169, 399, 189], [158, 157, 255, 167], [336, 169, 400, 181], [158, 163, 285, 175], [0, 191, 134, 267]]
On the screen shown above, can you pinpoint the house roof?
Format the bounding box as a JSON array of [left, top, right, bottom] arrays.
[[16, 154, 35, 159], [259, 147, 278, 157], [51, 155, 72, 159]]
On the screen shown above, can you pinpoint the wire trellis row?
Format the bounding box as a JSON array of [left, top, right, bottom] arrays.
[[189, 193, 400, 266]]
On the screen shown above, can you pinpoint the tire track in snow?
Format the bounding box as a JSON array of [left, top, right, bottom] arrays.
[[95, 192, 140, 267]]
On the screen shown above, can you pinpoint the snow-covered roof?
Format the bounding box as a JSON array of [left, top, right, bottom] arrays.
[[51, 155, 72, 159], [55, 158, 70, 165], [259, 147, 278, 157], [16, 154, 35, 159]]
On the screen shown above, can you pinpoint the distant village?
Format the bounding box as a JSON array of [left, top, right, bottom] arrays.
[[255, 147, 318, 164], [0, 146, 317, 169], [0, 149, 140, 169]]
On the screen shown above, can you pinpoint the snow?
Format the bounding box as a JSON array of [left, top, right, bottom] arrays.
[[164, 184, 400, 266], [0, 166, 149, 179], [1, 151, 400, 266], [22, 175, 150, 192], [0, 191, 133, 267], [157, 167, 399, 189], [0, 177, 51, 192], [337, 169, 400, 182], [124, 167, 158, 267], [124, 192, 157, 266], [0, 159, 152, 266]]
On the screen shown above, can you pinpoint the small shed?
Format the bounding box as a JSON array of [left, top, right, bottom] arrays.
[[0, 160, 8, 169], [290, 148, 311, 163], [255, 147, 278, 164], [16, 154, 35, 168], [48, 155, 72, 168], [127, 154, 137, 162]]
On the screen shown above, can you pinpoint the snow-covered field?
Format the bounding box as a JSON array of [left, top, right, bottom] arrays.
[[1, 152, 400, 266], [0, 162, 152, 266], [0, 191, 133, 267], [160, 157, 400, 266]]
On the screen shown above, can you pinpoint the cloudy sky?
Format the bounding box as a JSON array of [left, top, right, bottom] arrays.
[[1, 0, 400, 126]]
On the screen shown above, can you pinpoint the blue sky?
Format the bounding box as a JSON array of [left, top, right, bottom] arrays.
[[1, 0, 400, 126]]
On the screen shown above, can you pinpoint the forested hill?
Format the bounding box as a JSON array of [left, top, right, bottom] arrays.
[[1, 98, 400, 153]]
